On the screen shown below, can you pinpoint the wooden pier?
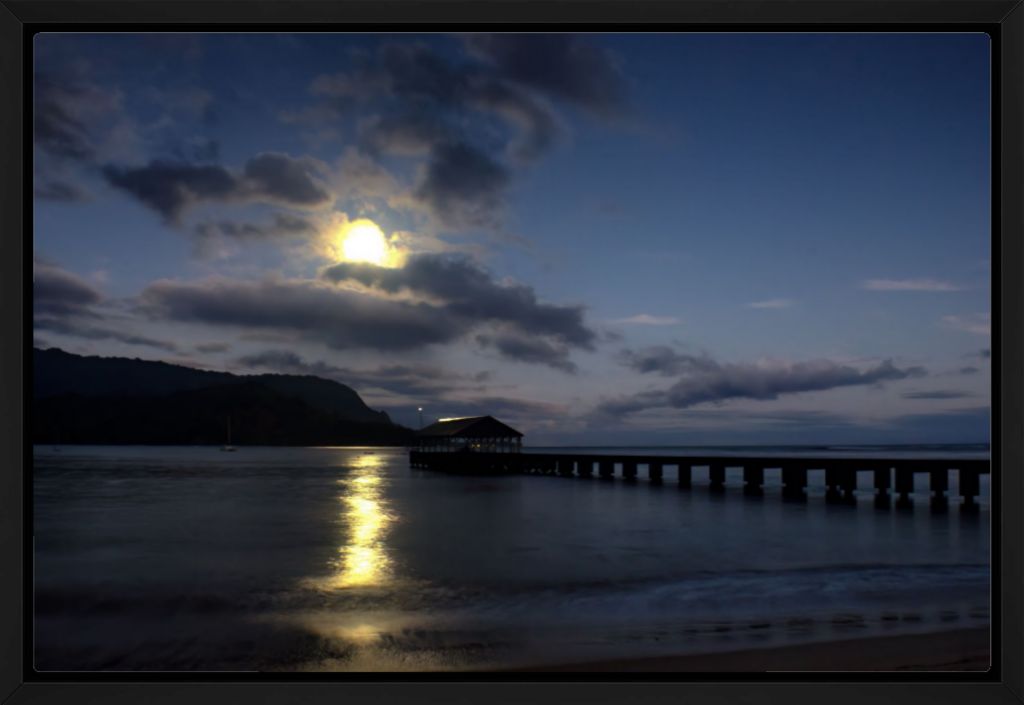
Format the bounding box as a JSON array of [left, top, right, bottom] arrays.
[[408, 450, 989, 510]]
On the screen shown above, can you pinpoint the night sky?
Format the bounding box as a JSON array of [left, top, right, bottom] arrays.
[[32, 32, 991, 445]]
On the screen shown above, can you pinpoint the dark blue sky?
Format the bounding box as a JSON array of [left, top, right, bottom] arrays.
[[33, 33, 991, 444]]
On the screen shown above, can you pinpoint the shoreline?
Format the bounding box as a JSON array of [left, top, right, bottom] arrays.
[[504, 627, 990, 672]]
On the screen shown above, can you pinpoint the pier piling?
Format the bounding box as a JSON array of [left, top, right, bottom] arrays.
[[930, 469, 949, 510], [874, 468, 892, 509], [782, 466, 808, 500], [678, 463, 692, 488], [895, 468, 914, 509], [407, 450, 987, 514], [960, 469, 980, 511], [709, 464, 725, 491], [743, 466, 764, 496], [623, 461, 638, 481], [825, 468, 843, 504]]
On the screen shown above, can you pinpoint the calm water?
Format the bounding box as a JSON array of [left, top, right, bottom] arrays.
[[33, 445, 990, 672]]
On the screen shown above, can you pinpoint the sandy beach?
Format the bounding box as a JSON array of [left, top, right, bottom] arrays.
[[510, 627, 990, 672]]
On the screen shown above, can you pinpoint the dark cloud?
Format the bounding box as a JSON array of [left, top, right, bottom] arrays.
[[476, 332, 576, 373], [34, 178, 88, 202], [33, 260, 103, 318], [617, 345, 714, 377], [138, 277, 465, 352], [33, 73, 118, 162], [980, 349, 991, 358], [242, 153, 330, 206], [599, 349, 928, 418], [358, 109, 450, 157], [322, 253, 596, 348], [234, 349, 489, 399], [959, 366, 980, 375], [34, 317, 178, 353], [141, 253, 595, 367], [902, 390, 972, 400], [467, 79, 560, 163], [34, 261, 178, 352], [298, 37, 617, 230], [102, 152, 332, 224], [33, 72, 124, 203], [464, 34, 628, 117], [192, 213, 320, 257], [414, 141, 510, 229], [195, 342, 231, 354], [102, 161, 237, 223]]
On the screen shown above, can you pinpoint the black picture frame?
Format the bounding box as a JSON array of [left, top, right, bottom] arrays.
[[2, 1, 1021, 703]]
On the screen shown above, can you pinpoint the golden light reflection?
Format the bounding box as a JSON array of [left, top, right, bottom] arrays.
[[319, 453, 395, 590]]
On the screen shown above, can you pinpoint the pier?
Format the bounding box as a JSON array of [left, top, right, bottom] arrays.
[[408, 450, 989, 511]]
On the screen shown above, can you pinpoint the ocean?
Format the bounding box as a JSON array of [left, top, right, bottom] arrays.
[[32, 444, 991, 672]]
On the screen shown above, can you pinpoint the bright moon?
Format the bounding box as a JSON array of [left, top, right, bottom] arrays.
[[341, 219, 389, 265]]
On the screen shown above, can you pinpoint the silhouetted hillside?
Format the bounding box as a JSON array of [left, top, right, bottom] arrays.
[[33, 348, 412, 446]]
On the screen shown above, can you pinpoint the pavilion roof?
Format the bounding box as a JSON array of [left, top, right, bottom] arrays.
[[415, 415, 523, 438]]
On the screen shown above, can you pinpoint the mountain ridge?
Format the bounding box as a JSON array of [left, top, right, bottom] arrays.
[[33, 347, 413, 446]]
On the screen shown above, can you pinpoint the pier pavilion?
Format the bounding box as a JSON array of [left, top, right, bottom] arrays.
[[414, 415, 523, 454]]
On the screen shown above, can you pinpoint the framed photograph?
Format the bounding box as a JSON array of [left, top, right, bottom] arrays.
[[2, 2, 1021, 704]]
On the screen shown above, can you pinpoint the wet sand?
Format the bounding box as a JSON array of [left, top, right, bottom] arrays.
[[511, 627, 990, 672]]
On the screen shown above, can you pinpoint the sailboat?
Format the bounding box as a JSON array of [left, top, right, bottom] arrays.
[[221, 416, 237, 452]]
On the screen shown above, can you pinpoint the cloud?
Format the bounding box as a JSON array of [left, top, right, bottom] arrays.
[[358, 109, 451, 158], [295, 37, 624, 231], [195, 342, 231, 354], [242, 153, 330, 206], [33, 260, 103, 318], [467, 78, 561, 163], [980, 348, 991, 358], [308, 42, 561, 165], [34, 72, 122, 162], [102, 152, 332, 224], [617, 346, 712, 377], [464, 34, 628, 117], [413, 141, 510, 229], [141, 252, 596, 367], [33, 70, 134, 202], [137, 277, 464, 351], [33, 260, 178, 352], [942, 313, 990, 336], [33, 317, 179, 352], [901, 390, 972, 400], [611, 314, 681, 326], [862, 278, 962, 292], [34, 178, 88, 202], [476, 332, 577, 373], [234, 349, 490, 399], [601, 349, 927, 417], [322, 253, 596, 348], [747, 298, 795, 309], [959, 366, 979, 375], [192, 213, 320, 258]]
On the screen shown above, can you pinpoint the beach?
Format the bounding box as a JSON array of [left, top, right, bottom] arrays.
[[510, 627, 990, 672]]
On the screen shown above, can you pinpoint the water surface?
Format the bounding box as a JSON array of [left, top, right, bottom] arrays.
[[33, 445, 990, 671]]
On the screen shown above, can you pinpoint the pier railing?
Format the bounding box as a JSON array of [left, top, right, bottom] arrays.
[[408, 450, 990, 510]]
